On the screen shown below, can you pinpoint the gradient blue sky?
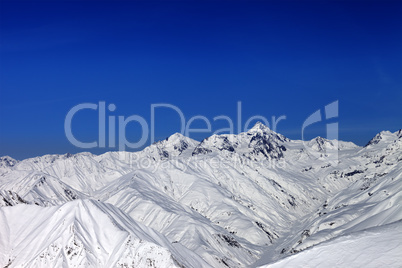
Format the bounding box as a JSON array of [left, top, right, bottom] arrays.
[[1, 0, 401, 159]]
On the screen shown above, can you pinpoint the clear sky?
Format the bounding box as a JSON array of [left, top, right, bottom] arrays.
[[1, 0, 401, 160]]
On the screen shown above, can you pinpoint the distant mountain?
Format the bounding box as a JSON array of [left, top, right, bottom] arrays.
[[1, 123, 401, 267]]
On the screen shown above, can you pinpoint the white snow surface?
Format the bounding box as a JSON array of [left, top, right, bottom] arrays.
[[1, 123, 401, 267], [0, 199, 209, 267], [258, 221, 402, 268]]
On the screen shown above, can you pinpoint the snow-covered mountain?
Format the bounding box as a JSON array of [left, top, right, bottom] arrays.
[[1, 122, 401, 267], [0, 199, 208, 267]]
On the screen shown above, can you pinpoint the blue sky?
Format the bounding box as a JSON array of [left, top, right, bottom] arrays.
[[0, 0, 401, 159]]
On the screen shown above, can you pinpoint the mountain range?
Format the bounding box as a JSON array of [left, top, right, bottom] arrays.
[[1, 122, 401, 267]]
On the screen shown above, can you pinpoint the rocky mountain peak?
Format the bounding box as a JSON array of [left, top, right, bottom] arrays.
[[0, 156, 18, 168], [365, 130, 394, 147]]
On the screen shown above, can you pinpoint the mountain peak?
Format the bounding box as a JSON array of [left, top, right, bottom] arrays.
[[147, 132, 199, 159], [246, 122, 289, 144], [248, 122, 271, 132], [365, 130, 394, 147], [164, 133, 199, 148], [314, 136, 330, 144], [152, 132, 186, 146], [0, 156, 18, 167], [166, 132, 186, 141]]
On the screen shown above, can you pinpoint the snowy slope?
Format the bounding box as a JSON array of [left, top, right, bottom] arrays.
[[0, 200, 209, 268], [258, 221, 402, 268], [1, 123, 401, 267], [253, 128, 402, 267]]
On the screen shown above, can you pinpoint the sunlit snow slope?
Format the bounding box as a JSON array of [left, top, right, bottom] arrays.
[[0, 200, 209, 267], [259, 221, 402, 268]]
